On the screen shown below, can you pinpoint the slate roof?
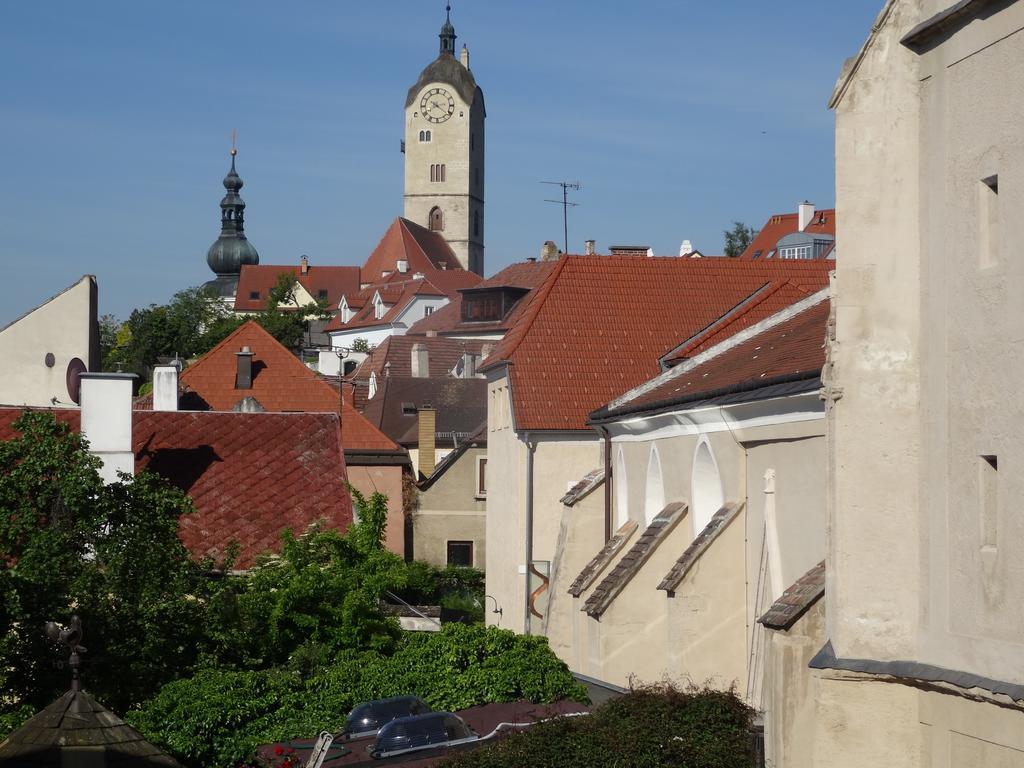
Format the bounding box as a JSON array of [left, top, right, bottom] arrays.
[[362, 217, 461, 282], [137, 321, 399, 454], [567, 520, 637, 598], [480, 257, 831, 431], [233, 263, 362, 312], [593, 291, 829, 422], [0, 688, 183, 767], [758, 559, 826, 631], [362, 376, 487, 448], [739, 208, 836, 260], [0, 407, 351, 571], [407, 260, 555, 337], [658, 502, 744, 593], [584, 503, 687, 618]]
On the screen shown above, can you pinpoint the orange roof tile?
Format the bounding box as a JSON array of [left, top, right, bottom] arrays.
[[234, 263, 362, 311], [480, 257, 831, 431], [361, 217, 460, 282], [325, 271, 480, 333], [739, 208, 836, 260]]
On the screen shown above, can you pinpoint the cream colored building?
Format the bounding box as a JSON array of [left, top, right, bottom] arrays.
[[815, 1, 1024, 765], [0, 276, 98, 408], [403, 8, 484, 275]]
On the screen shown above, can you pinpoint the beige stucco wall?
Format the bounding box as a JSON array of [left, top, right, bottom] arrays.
[[820, 1, 1024, 764], [0, 276, 98, 407], [347, 464, 406, 557], [414, 445, 486, 568]]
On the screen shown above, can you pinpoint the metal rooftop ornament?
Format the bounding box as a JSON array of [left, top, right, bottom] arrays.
[[45, 614, 86, 692]]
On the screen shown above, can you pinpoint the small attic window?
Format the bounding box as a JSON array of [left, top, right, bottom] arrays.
[[402, 402, 416, 415], [318, 289, 328, 300], [249, 290, 260, 300]]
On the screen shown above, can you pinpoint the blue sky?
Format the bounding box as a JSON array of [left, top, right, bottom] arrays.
[[0, 1, 880, 324]]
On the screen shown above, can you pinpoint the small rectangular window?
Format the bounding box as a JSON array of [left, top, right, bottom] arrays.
[[476, 455, 487, 498], [447, 540, 474, 567], [979, 175, 999, 269], [318, 289, 328, 300], [424, 306, 434, 317], [249, 290, 260, 300]]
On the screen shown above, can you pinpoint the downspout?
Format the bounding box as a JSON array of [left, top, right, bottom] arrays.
[[596, 425, 612, 542], [523, 431, 535, 635]]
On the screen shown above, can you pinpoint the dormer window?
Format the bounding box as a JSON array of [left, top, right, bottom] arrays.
[[373, 294, 386, 320], [339, 298, 351, 323], [249, 290, 260, 300]]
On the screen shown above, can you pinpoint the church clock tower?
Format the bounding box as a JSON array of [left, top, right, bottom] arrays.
[[404, 5, 485, 275]]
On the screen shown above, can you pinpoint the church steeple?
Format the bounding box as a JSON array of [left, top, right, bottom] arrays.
[[439, 3, 456, 57], [205, 141, 259, 291]]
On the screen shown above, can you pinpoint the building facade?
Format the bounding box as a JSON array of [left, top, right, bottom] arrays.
[[403, 8, 485, 275]]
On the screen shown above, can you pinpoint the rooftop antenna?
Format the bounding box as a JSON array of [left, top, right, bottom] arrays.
[[231, 128, 237, 157], [542, 181, 581, 255]]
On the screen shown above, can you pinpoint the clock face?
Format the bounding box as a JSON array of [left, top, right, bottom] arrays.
[[420, 87, 455, 124]]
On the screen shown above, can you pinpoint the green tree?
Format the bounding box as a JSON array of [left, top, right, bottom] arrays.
[[723, 221, 758, 257], [252, 273, 331, 352]]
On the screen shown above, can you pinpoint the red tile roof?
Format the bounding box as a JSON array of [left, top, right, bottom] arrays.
[[481, 257, 831, 431], [739, 208, 836, 260], [597, 292, 829, 419], [406, 260, 556, 337], [138, 321, 399, 453], [362, 217, 460, 282], [233, 263, 362, 312], [352, 336, 489, 380], [0, 407, 351, 568], [326, 272, 481, 333]]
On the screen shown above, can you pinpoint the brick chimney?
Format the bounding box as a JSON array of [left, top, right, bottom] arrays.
[[411, 343, 429, 378], [152, 360, 181, 411], [79, 372, 137, 484], [235, 346, 254, 389], [417, 405, 436, 478], [300, 254, 309, 275]]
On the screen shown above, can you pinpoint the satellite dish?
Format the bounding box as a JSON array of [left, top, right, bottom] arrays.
[[66, 358, 87, 404]]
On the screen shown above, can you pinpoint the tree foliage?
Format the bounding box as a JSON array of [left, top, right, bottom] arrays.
[[723, 221, 758, 258]]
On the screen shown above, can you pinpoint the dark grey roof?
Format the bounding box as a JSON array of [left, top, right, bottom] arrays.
[[405, 54, 485, 115], [560, 468, 604, 507], [584, 502, 687, 618], [658, 502, 743, 593], [362, 376, 486, 448], [758, 560, 825, 631], [567, 520, 637, 598], [0, 689, 183, 767]]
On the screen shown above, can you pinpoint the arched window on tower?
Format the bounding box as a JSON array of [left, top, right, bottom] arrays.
[[419, 130, 431, 142], [430, 164, 435, 182], [429, 207, 444, 232]]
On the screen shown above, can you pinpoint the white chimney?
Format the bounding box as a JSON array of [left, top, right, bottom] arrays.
[[646, 247, 655, 257], [397, 259, 409, 274], [300, 254, 310, 275], [152, 361, 180, 412], [411, 343, 430, 378], [460, 352, 477, 378], [798, 201, 815, 231], [584, 239, 596, 256], [79, 372, 137, 484], [460, 44, 470, 69], [679, 239, 694, 257]]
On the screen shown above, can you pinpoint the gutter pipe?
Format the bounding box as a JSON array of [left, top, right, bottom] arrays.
[[523, 431, 534, 634]]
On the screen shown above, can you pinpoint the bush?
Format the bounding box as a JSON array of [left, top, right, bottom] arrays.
[[441, 682, 755, 768], [127, 625, 587, 768]]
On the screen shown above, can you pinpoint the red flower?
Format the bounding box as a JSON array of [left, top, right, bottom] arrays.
[[274, 745, 284, 756]]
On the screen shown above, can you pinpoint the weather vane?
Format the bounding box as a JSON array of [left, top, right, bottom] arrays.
[[45, 615, 86, 692]]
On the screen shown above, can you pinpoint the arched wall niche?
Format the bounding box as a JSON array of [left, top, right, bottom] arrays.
[[691, 437, 724, 535]]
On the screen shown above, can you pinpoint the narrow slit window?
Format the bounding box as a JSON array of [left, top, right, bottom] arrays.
[[979, 175, 999, 269], [980, 454, 998, 550]]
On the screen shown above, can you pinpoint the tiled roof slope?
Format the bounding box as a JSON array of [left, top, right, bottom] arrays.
[[325, 272, 480, 333], [234, 263, 362, 312], [135, 411, 351, 568], [584, 502, 686, 618], [406, 261, 556, 336], [739, 209, 836, 260], [481, 257, 830, 431], [362, 217, 460, 282], [352, 336, 489, 380], [567, 519, 637, 597], [137, 321, 399, 452], [595, 293, 829, 421], [362, 376, 487, 447], [758, 559, 826, 630]]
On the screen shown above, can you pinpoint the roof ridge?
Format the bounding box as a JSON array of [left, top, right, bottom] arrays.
[[181, 318, 271, 382], [666, 281, 776, 361]]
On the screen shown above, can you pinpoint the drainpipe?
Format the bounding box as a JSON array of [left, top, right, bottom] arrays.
[[523, 431, 535, 635], [596, 425, 612, 542]]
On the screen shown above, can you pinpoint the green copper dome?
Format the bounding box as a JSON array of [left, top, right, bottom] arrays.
[[206, 151, 259, 277]]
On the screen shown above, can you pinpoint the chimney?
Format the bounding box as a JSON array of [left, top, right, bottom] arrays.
[[481, 343, 495, 361], [417, 405, 437, 478], [235, 346, 254, 389], [798, 201, 815, 231], [79, 372, 137, 484], [300, 255, 309, 275], [152, 360, 181, 411], [411, 343, 429, 378], [460, 44, 470, 69], [584, 239, 596, 255], [397, 259, 409, 273], [439, 261, 448, 270], [679, 239, 694, 257], [541, 240, 560, 261], [526, 256, 537, 263], [461, 352, 477, 378]]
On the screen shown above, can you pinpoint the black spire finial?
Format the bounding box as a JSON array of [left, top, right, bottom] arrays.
[[205, 136, 259, 277], [439, 2, 456, 56], [45, 616, 86, 693]]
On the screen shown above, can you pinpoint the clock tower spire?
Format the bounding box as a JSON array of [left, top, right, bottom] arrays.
[[404, 4, 485, 275]]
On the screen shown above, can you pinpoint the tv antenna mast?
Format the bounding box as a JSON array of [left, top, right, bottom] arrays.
[[542, 180, 581, 255]]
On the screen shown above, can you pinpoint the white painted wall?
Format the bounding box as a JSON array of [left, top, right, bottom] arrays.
[[79, 373, 136, 484]]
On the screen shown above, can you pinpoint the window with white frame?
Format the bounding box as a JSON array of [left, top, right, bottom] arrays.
[[778, 245, 812, 260], [475, 455, 487, 498], [373, 295, 386, 319], [424, 305, 435, 317]]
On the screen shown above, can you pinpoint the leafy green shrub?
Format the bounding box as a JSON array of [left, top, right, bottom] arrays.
[[128, 625, 587, 768], [441, 682, 754, 768]]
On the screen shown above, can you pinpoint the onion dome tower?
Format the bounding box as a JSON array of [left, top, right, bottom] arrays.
[[203, 144, 259, 300]]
